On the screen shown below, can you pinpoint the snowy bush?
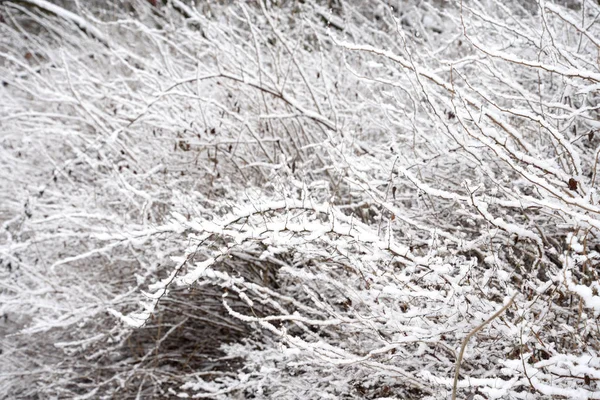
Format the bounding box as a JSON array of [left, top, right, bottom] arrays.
[[1, 0, 600, 398]]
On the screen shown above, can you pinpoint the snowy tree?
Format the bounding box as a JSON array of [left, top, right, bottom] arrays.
[[1, 0, 600, 398]]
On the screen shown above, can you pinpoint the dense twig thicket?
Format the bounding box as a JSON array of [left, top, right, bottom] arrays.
[[1, 0, 600, 398]]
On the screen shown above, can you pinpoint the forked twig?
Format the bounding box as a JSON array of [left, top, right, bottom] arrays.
[[451, 293, 517, 400]]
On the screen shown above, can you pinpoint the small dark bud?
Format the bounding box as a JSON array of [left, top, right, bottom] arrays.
[[568, 178, 578, 191]]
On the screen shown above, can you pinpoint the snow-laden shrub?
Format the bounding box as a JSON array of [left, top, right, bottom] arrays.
[[1, 0, 600, 398]]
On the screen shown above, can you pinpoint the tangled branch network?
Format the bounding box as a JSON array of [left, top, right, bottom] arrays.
[[1, 0, 600, 398]]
